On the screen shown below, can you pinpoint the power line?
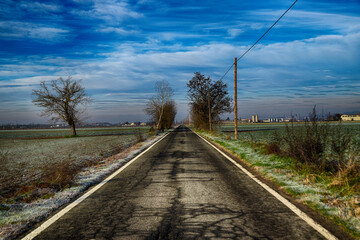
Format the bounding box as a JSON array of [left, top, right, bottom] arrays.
[[218, 63, 235, 82], [219, 0, 298, 81]]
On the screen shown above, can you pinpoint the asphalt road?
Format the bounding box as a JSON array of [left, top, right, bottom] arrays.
[[31, 125, 330, 239]]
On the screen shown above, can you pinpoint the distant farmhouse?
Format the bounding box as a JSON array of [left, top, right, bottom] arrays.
[[122, 122, 148, 126], [341, 114, 360, 121]]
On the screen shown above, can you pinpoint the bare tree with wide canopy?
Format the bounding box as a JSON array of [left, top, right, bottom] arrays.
[[32, 77, 90, 136]]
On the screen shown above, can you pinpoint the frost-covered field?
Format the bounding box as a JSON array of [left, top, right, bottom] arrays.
[[0, 127, 167, 240], [197, 128, 360, 237], [0, 127, 149, 196]]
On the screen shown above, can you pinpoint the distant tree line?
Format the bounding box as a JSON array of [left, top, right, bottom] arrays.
[[0, 124, 54, 130]]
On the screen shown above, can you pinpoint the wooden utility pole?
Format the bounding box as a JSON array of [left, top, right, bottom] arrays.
[[207, 80, 212, 132], [234, 57, 238, 140]]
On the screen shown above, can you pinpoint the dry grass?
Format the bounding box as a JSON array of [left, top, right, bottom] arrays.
[[265, 142, 282, 155], [330, 154, 360, 193], [40, 159, 79, 190], [135, 128, 145, 142], [2, 158, 80, 203]]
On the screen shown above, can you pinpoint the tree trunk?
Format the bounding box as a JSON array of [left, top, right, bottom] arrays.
[[156, 105, 164, 130], [70, 123, 77, 136]]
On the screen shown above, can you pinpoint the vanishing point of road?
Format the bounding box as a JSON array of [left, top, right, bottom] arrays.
[[25, 125, 345, 239]]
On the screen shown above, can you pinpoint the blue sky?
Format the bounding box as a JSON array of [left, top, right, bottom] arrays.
[[0, 0, 359, 124]]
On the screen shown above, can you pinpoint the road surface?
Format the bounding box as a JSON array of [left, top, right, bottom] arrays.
[[30, 125, 334, 239]]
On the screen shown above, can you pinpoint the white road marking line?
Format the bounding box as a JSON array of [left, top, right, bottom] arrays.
[[22, 132, 171, 240], [193, 130, 338, 240]]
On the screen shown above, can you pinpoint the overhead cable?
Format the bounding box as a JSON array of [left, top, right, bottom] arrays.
[[218, 0, 298, 81]]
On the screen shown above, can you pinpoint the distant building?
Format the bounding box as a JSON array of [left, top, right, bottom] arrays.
[[251, 114, 259, 123], [261, 117, 285, 123], [341, 114, 360, 121], [240, 118, 251, 123]]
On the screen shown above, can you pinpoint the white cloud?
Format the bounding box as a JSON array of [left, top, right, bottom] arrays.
[[73, 0, 143, 23], [0, 0, 63, 21], [155, 32, 206, 41], [19, 1, 62, 13], [30, 27, 69, 40], [250, 9, 360, 34], [0, 21, 69, 41], [0, 76, 58, 87], [242, 32, 360, 71], [97, 27, 139, 35], [291, 10, 360, 31], [227, 28, 244, 38]]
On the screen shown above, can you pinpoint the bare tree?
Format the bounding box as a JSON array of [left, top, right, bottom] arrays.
[[32, 77, 90, 136], [145, 80, 176, 130], [187, 72, 232, 130]]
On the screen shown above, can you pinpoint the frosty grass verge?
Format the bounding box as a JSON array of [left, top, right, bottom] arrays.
[[197, 130, 360, 237], [0, 132, 169, 240]]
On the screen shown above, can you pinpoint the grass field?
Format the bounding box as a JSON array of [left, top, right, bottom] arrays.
[[0, 127, 150, 199]]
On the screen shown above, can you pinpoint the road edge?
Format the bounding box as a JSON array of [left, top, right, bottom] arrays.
[[21, 131, 172, 240], [192, 129, 339, 240]]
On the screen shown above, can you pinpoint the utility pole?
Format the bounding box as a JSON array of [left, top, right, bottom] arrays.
[[207, 80, 212, 131], [234, 57, 238, 140]]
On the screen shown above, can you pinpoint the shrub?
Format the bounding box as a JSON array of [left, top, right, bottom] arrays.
[[149, 126, 155, 136], [41, 159, 79, 190], [273, 106, 359, 191], [136, 128, 145, 142], [278, 106, 354, 172], [330, 124, 352, 170], [283, 120, 329, 169], [266, 142, 282, 155], [266, 131, 283, 155], [226, 132, 231, 140], [13, 185, 38, 203]]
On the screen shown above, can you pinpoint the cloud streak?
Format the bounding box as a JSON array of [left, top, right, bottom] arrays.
[[73, 0, 143, 23], [0, 21, 69, 41]]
